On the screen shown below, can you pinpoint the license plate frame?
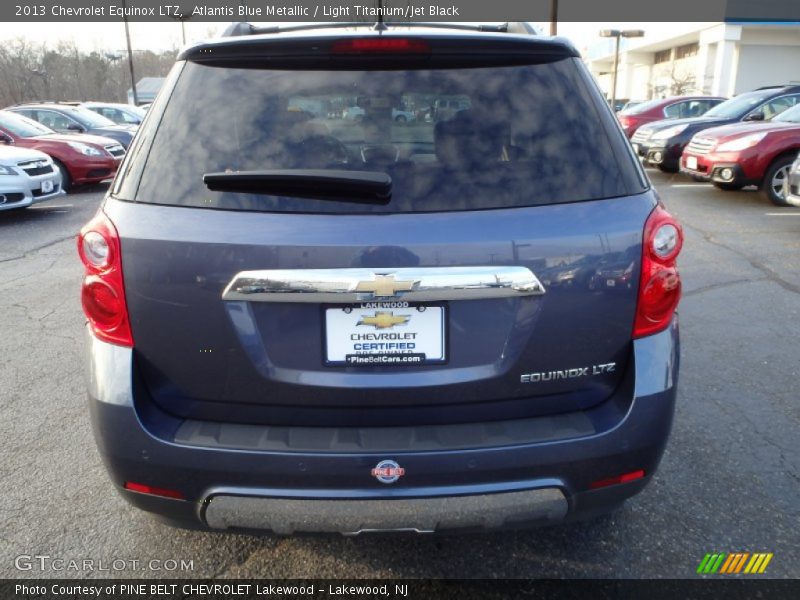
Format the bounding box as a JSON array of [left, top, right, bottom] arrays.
[[323, 302, 447, 367], [41, 179, 54, 194]]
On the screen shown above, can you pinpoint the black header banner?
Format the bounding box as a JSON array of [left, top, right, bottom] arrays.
[[3, 0, 800, 23]]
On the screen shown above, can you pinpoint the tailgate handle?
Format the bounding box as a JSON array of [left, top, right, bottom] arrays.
[[222, 267, 546, 303]]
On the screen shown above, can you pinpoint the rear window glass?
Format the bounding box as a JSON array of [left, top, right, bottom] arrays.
[[129, 58, 633, 213]]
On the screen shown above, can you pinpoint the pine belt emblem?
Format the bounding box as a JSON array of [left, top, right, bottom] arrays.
[[357, 311, 411, 329]]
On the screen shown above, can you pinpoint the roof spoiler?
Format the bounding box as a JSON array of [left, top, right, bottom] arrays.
[[219, 21, 538, 38]]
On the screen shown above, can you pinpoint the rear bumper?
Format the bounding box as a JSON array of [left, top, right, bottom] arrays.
[[206, 488, 568, 535], [85, 318, 679, 534]]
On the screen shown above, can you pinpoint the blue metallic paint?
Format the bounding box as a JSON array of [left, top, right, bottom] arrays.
[[86, 315, 678, 531], [104, 191, 658, 427]]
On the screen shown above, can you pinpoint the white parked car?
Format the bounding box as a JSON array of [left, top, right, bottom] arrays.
[[0, 145, 64, 211]]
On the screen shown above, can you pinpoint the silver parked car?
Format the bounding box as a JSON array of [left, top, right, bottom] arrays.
[[0, 145, 64, 210]]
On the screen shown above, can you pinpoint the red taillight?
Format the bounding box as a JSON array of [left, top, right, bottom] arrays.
[[77, 210, 133, 347], [633, 205, 683, 339], [590, 469, 646, 490], [618, 115, 632, 128], [332, 38, 430, 54], [124, 481, 184, 500]]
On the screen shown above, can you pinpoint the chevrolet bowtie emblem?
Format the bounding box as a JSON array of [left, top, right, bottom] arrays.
[[357, 311, 411, 329], [354, 274, 417, 297]]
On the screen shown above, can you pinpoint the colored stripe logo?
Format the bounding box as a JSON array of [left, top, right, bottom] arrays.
[[697, 552, 773, 574]]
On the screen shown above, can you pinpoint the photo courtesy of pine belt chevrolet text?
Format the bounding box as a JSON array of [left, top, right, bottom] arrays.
[[78, 21, 683, 535]]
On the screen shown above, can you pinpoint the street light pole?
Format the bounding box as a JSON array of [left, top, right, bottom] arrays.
[[549, 0, 558, 36], [611, 33, 621, 110], [599, 29, 645, 110], [122, 0, 138, 105]]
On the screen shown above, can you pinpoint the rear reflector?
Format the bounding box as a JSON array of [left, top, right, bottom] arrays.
[[332, 38, 430, 54], [124, 482, 185, 500], [590, 469, 646, 490]]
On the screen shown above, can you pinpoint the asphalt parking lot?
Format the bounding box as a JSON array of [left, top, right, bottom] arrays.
[[1, 171, 798, 579]]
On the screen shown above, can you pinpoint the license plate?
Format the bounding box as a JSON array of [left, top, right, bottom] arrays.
[[686, 156, 698, 170], [41, 180, 54, 193], [606, 279, 616, 287], [325, 303, 445, 366]]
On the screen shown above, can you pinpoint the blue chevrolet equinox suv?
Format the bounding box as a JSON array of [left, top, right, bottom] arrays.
[[79, 22, 682, 535]]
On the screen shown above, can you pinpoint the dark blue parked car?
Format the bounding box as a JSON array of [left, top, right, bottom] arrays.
[[79, 23, 683, 535]]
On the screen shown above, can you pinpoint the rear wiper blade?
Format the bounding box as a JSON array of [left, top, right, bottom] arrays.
[[203, 169, 392, 204]]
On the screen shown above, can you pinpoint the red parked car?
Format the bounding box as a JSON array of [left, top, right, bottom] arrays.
[[0, 109, 124, 191], [680, 103, 800, 205], [617, 96, 726, 139]]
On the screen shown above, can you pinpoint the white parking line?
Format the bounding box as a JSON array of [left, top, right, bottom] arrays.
[[670, 184, 708, 188], [765, 212, 800, 216], [29, 204, 73, 210]]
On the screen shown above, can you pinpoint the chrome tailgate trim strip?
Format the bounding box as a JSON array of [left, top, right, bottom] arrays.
[[222, 266, 546, 303]]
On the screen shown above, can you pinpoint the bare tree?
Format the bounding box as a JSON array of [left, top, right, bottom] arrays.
[[0, 38, 178, 107], [662, 63, 696, 96]]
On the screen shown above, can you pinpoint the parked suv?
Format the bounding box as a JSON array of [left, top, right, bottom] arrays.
[[6, 102, 137, 148], [680, 103, 800, 205], [631, 85, 800, 172], [80, 24, 682, 535]]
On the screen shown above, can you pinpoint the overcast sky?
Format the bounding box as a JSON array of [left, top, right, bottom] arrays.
[[0, 21, 686, 56]]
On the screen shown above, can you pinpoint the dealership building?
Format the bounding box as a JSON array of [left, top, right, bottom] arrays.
[[586, 22, 800, 101]]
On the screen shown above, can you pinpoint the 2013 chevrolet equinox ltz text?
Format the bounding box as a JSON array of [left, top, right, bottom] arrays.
[[79, 22, 682, 535]]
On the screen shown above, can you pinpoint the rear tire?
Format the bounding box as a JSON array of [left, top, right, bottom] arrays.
[[712, 181, 744, 191], [761, 155, 794, 206], [54, 160, 72, 192]]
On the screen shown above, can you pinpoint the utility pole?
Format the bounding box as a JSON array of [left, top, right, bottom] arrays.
[[599, 29, 645, 110], [122, 0, 138, 105], [550, 0, 558, 36]]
